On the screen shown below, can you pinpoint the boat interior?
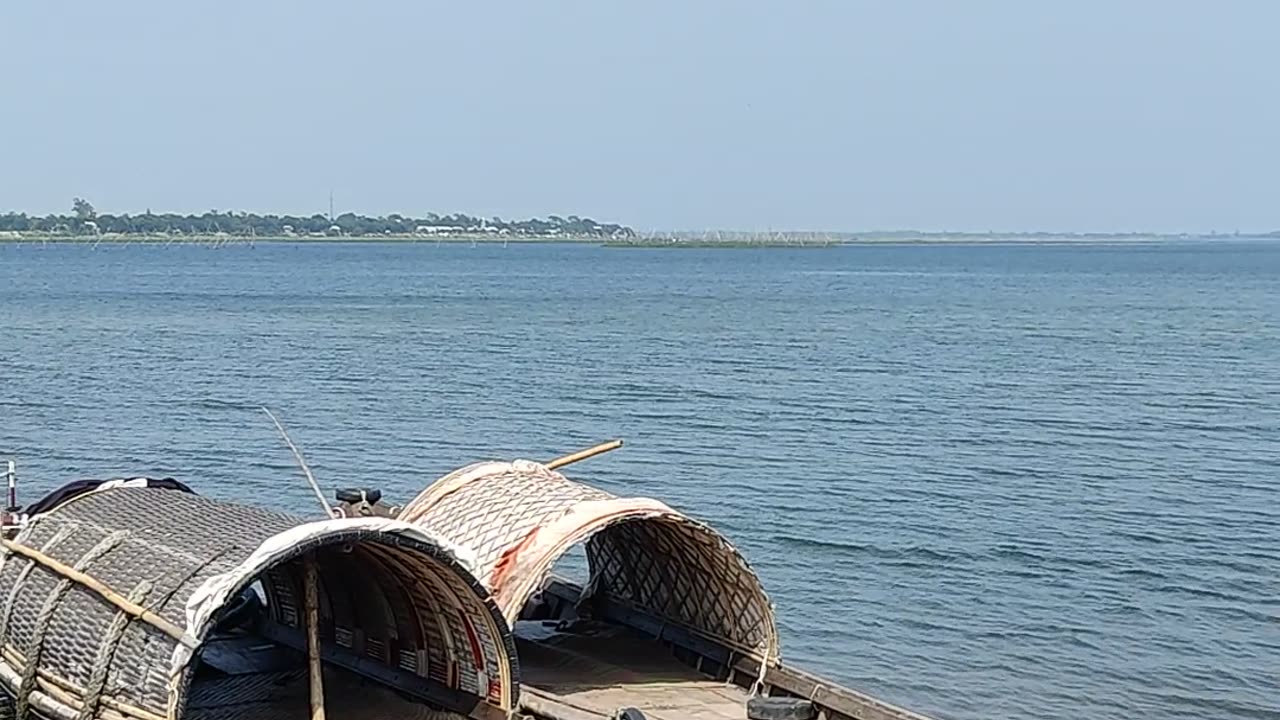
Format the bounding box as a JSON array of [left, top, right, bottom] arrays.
[[187, 568, 759, 720], [512, 576, 760, 720]]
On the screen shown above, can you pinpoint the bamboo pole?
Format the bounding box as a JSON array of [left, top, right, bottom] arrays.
[[545, 439, 624, 471], [0, 539, 195, 649], [262, 407, 334, 517], [1, 646, 165, 720], [304, 552, 327, 720]]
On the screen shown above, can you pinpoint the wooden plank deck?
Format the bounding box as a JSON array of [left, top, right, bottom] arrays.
[[515, 620, 751, 720]]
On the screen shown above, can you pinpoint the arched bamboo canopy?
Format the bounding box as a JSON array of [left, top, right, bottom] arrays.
[[399, 460, 780, 665], [0, 486, 518, 720]]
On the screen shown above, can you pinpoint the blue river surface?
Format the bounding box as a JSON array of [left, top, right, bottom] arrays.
[[0, 241, 1277, 720]]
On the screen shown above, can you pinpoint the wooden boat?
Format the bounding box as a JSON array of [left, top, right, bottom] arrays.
[[0, 452, 935, 720], [392, 458, 932, 720]]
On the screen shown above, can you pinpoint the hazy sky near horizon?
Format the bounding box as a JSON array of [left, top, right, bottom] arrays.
[[2, 1, 1276, 232]]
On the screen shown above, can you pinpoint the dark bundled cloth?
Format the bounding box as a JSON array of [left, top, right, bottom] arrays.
[[22, 477, 195, 518]]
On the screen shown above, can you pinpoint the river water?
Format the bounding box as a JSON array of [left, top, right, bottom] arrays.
[[1, 241, 1276, 719]]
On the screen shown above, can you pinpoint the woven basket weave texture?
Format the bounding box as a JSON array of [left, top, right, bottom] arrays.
[[0, 487, 518, 719], [401, 461, 780, 662]]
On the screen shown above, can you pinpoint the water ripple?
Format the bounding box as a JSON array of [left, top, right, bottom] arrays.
[[1, 241, 1277, 720]]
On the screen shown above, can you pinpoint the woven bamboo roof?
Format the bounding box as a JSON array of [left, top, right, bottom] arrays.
[[0, 486, 518, 720], [399, 460, 780, 665]]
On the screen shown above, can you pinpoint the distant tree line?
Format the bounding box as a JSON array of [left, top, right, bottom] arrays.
[[0, 199, 636, 238]]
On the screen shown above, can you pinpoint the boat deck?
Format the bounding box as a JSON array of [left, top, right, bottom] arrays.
[[186, 671, 460, 720], [180, 622, 750, 720], [516, 620, 750, 720]]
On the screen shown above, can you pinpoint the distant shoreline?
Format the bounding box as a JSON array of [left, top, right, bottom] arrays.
[[5, 205, 1276, 248], [1, 233, 1276, 248]]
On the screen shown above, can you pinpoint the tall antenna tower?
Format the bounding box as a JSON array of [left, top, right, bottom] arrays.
[[328, 191, 334, 222]]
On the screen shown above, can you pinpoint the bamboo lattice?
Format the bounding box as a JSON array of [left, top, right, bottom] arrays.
[[0, 486, 517, 719], [400, 460, 780, 663]]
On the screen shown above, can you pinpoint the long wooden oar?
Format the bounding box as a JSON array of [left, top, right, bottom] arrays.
[[545, 439, 624, 471]]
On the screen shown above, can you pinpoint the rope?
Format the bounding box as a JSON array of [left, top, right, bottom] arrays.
[[16, 531, 126, 719], [147, 544, 234, 623], [749, 639, 774, 697], [77, 580, 153, 720], [0, 525, 73, 647]]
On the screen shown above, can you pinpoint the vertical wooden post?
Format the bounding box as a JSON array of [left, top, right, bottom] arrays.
[[6, 459, 16, 511], [304, 552, 326, 720], [4, 460, 17, 533]]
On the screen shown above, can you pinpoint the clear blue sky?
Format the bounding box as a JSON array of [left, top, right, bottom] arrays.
[[2, 1, 1275, 233]]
